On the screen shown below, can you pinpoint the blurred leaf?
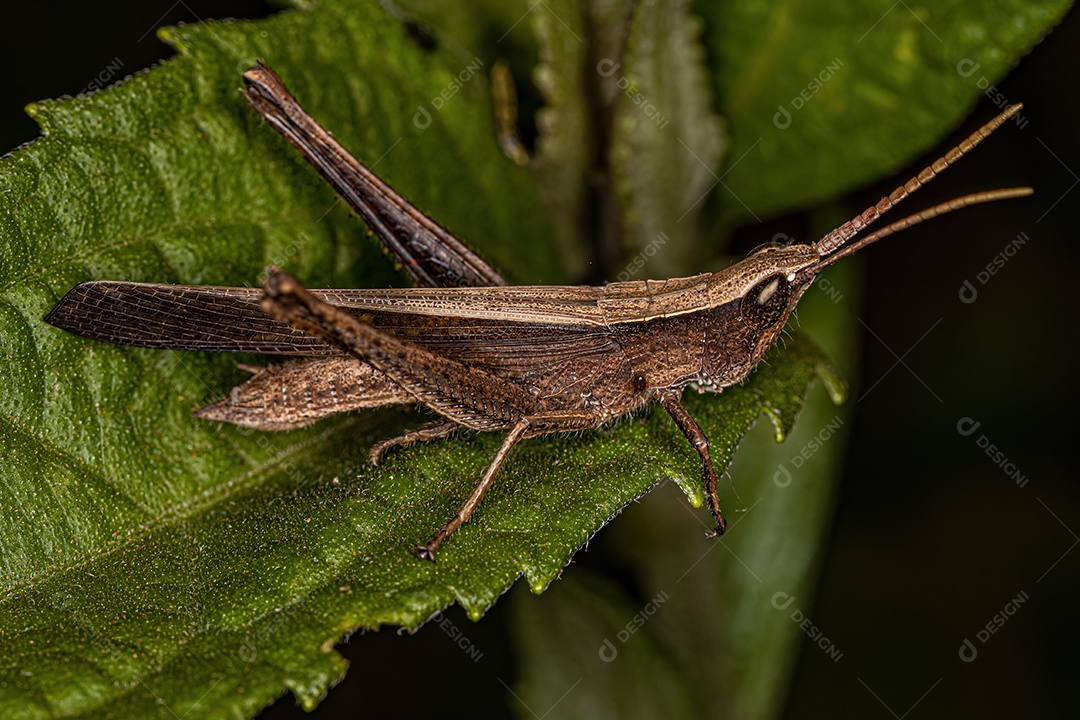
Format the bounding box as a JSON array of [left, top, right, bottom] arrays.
[[696, 0, 1072, 229], [510, 570, 697, 719], [610, 0, 726, 277], [529, 0, 631, 274]]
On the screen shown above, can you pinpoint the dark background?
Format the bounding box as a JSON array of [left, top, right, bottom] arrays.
[[2, 2, 1076, 718]]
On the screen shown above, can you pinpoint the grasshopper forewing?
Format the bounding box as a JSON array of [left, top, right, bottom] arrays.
[[46, 61, 1032, 559]]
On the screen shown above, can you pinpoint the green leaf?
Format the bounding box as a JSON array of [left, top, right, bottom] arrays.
[[529, 0, 627, 274], [696, 0, 1072, 228]]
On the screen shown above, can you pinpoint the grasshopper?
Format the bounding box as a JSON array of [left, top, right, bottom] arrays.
[[46, 61, 1031, 560]]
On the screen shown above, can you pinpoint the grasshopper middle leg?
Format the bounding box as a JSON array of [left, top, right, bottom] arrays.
[[416, 407, 611, 560], [369, 420, 460, 465], [417, 418, 530, 561]]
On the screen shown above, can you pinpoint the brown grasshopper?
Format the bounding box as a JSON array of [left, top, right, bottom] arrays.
[[45, 61, 1031, 560]]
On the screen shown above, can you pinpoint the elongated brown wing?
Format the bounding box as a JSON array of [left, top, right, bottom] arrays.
[[45, 281, 329, 354], [43, 279, 617, 357], [45, 274, 715, 353], [46, 275, 726, 426], [43, 274, 714, 403]]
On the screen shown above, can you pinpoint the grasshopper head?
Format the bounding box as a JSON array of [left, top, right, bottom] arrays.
[[706, 243, 820, 324], [701, 244, 821, 385], [697, 103, 1035, 389]]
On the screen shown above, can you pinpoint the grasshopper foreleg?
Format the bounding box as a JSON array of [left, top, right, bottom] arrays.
[[659, 389, 727, 538]]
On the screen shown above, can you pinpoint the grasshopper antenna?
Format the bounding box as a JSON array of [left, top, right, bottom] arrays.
[[814, 103, 1025, 258], [808, 186, 1032, 273]]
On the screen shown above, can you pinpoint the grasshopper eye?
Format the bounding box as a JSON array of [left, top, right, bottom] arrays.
[[756, 277, 780, 305], [743, 274, 790, 328]]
